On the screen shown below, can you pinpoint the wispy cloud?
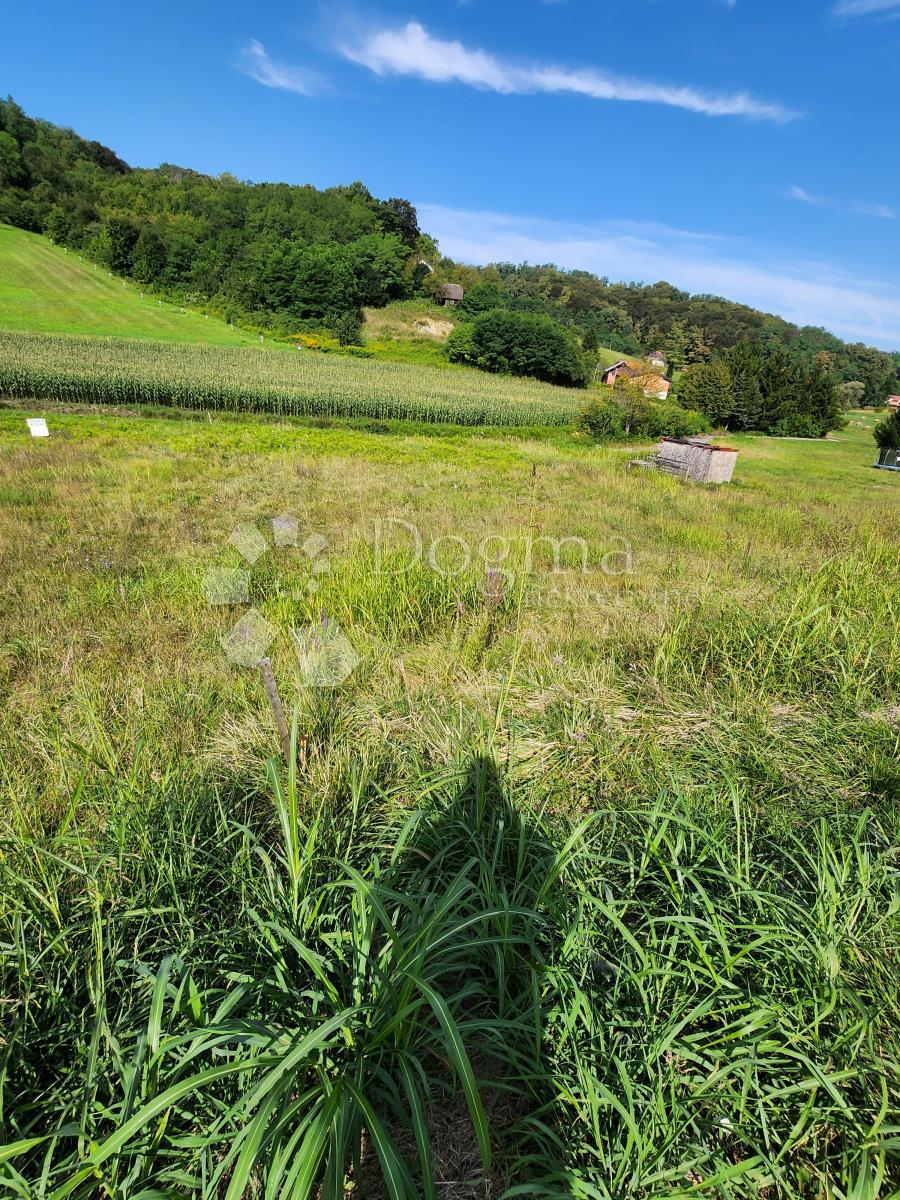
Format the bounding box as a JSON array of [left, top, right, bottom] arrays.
[[833, 0, 900, 16], [417, 202, 900, 348], [855, 202, 896, 219], [339, 21, 797, 121], [237, 38, 322, 95], [788, 184, 820, 204], [787, 184, 894, 219]]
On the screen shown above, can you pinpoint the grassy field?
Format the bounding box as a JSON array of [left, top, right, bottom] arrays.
[[361, 299, 460, 367], [1, 395, 898, 1196], [0, 224, 264, 346], [0, 229, 596, 428], [0, 226, 630, 375]]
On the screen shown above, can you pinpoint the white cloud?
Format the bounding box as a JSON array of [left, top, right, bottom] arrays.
[[855, 202, 896, 219], [787, 184, 894, 220], [788, 184, 820, 204], [417, 202, 900, 348], [834, 0, 900, 15], [237, 39, 322, 96], [340, 21, 797, 121]]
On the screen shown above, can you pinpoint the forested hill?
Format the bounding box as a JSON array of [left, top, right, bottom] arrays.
[[0, 97, 427, 339], [452, 269, 900, 407], [1, 95, 897, 401]]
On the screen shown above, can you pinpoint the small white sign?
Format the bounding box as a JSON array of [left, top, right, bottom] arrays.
[[26, 418, 49, 438]]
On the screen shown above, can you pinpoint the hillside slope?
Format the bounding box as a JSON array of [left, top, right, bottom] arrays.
[[0, 226, 261, 347]]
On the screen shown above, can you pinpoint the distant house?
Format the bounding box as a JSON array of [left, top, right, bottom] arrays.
[[438, 283, 464, 307], [641, 374, 671, 401], [599, 361, 671, 400], [648, 349, 668, 371], [887, 395, 900, 409], [598, 361, 630, 387]]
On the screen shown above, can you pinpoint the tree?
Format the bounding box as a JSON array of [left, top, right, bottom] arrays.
[[873, 407, 900, 450], [588, 306, 640, 355], [613, 380, 654, 435], [839, 381, 866, 410], [642, 322, 664, 354], [42, 205, 71, 245], [447, 309, 587, 387], [756, 350, 842, 437], [730, 369, 762, 431], [582, 326, 599, 352], [0, 130, 24, 186], [578, 397, 624, 439], [375, 197, 420, 249], [680, 360, 733, 426], [347, 234, 407, 308], [757, 350, 800, 432], [445, 322, 474, 363], [94, 216, 139, 274], [844, 344, 897, 408], [725, 341, 763, 431], [459, 282, 507, 317], [663, 320, 688, 373], [684, 325, 711, 365], [331, 311, 364, 346], [131, 227, 167, 284], [287, 244, 359, 322]]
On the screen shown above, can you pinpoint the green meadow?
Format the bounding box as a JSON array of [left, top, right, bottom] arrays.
[[1, 393, 898, 1196], [0, 224, 263, 345]]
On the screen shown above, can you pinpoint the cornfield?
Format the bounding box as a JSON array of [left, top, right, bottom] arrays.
[[0, 331, 582, 427]]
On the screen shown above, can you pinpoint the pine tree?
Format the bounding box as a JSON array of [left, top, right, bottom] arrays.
[[684, 325, 711, 365], [725, 342, 764, 431], [759, 351, 802, 433], [730, 375, 761, 430], [681, 360, 733, 426], [663, 321, 688, 372], [644, 323, 664, 354]]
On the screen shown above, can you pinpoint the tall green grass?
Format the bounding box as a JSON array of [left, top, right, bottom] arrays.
[[3, 741, 898, 1197], [1, 400, 898, 1195]]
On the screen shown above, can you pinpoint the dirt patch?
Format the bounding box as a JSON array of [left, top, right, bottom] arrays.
[[413, 318, 455, 339], [353, 1059, 525, 1198], [862, 705, 900, 727]]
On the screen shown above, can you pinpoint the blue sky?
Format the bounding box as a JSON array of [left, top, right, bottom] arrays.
[[4, 0, 900, 347]]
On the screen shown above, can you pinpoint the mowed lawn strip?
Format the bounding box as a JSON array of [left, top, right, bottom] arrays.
[[0, 224, 264, 345]]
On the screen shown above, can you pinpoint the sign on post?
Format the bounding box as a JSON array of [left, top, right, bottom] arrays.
[[26, 418, 49, 438]]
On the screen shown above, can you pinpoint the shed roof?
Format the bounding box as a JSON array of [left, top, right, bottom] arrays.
[[662, 437, 739, 452]]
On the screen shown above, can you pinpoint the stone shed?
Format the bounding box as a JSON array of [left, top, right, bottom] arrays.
[[657, 437, 739, 483]]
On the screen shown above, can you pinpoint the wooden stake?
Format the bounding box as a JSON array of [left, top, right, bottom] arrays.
[[258, 657, 291, 765]]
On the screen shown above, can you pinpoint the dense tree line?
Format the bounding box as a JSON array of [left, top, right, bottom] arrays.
[[679, 343, 844, 437], [0, 97, 428, 334], [2, 97, 898, 403], [443, 269, 899, 407]]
